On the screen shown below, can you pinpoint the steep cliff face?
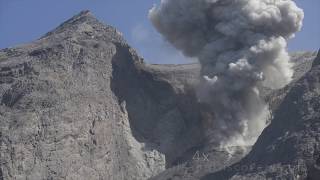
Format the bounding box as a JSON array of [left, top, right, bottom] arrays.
[[0, 11, 318, 180], [0, 11, 211, 180], [244, 51, 320, 180], [264, 51, 317, 112], [202, 51, 320, 180], [0, 11, 166, 180], [312, 50, 320, 68], [150, 52, 317, 180]]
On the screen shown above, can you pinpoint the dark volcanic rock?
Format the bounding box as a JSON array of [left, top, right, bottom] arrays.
[[149, 52, 317, 180], [202, 51, 320, 180], [312, 50, 320, 68], [264, 51, 317, 113]]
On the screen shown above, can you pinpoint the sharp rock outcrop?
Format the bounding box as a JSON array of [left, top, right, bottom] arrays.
[[0, 10, 202, 180], [312, 49, 320, 68]]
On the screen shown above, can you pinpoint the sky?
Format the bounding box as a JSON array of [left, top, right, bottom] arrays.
[[0, 0, 319, 64]]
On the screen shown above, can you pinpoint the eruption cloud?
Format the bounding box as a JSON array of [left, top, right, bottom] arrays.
[[149, 0, 304, 148]]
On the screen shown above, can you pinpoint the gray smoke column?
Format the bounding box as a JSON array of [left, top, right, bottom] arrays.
[[149, 0, 304, 148]]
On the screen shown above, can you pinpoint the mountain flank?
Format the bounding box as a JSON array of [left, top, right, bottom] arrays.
[[0, 11, 318, 180]]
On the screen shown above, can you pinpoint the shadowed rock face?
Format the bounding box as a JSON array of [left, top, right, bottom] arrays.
[[313, 50, 320, 68], [0, 11, 318, 180], [150, 52, 317, 180], [201, 50, 320, 180]]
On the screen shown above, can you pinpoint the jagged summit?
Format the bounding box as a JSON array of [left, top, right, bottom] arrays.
[[41, 10, 125, 44], [75, 9, 93, 17]]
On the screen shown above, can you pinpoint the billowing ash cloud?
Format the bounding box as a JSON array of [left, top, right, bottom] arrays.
[[149, 0, 303, 147]]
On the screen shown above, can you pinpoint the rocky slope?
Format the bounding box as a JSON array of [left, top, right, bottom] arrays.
[[0, 11, 167, 180], [150, 52, 318, 180], [202, 50, 320, 180], [0, 10, 210, 180], [0, 11, 318, 180]]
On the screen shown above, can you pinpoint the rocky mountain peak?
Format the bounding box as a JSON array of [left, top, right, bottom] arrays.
[[0, 11, 204, 180], [41, 10, 125, 44]]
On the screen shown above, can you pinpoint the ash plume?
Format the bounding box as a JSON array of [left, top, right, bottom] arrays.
[[149, 0, 304, 148]]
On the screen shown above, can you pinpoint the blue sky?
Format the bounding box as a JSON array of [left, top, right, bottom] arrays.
[[0, 0, 319, 64]]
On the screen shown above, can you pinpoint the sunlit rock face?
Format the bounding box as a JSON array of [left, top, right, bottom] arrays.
[[0, 10, 215, 180], [0, 11, 168, 180]]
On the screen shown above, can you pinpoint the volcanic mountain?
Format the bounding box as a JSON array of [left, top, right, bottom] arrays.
[[0, 11, 318, 180]]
